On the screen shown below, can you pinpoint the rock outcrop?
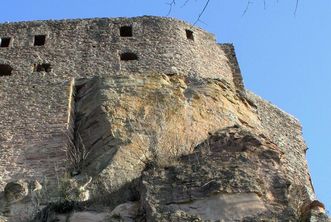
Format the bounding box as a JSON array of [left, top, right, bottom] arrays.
[[21, 73, 328, 221]]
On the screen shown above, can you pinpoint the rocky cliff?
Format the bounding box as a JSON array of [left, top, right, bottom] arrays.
[[0, 17, 329, 222]]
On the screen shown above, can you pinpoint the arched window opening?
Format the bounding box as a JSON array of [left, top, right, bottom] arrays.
[[186, 29, 194, 41]]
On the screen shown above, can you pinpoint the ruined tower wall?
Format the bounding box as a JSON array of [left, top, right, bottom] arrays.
[[0, 16, 242, 188], [0, 17, 236, 82], [246, 91, 315, 200], [0, 16, 314, 203]]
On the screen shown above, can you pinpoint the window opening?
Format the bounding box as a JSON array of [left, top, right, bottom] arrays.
[[120, 52, 138, 61], [185, 29, 194, 41], [0, 37, 11, 47], [120, 26, 133, 37], [0, 64, 13, 76], [34, 63, 52, 72], [34, 35, 46, 46]]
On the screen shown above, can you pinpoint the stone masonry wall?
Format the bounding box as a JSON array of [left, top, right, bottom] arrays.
[[0, 16, 235, 83], [0, 75, 69, 189], [246, 91, 315, 202]]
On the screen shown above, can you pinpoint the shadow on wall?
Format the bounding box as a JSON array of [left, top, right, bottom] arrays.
[[67, 77, 122, 177]]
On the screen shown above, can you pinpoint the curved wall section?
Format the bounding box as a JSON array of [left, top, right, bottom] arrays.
[[0, 16, 242, 88]]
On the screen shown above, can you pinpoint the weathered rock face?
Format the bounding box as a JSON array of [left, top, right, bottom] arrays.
[[25, 74, 328, 221], [72, 74, 258, 194], [140, 126, 297, 221], [0, 16, 328, 221], [28, 125, 329, 221], [3, 180, 29, 203]]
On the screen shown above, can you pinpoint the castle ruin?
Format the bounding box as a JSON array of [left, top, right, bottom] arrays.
[[0, 16, 328, 221]]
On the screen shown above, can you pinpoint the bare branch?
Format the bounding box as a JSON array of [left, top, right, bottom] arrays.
[[197, 19, 207, 26], [193, 0, 211, 25], [167, 0, 300, 21], [263, 0, 266, 10], [294, 0, 299, 16], [166, 0, 176, 16], [181, 0, 191, 8], [242, 1, 254, 17]]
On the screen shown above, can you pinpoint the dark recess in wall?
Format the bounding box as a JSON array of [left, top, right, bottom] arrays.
[[120, 52, 138, 61], [0, 64, 13, 76], [0, 37, 10, 47], [34, 63, 52, 72], [34, 35, 46, 46], [186, 29, 194, 40], [120, 26, 133, 37]]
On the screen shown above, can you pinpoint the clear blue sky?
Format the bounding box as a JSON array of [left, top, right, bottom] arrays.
[[1, 0, 330, 212]]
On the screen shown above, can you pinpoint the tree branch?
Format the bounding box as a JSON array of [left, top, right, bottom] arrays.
[[294, 0, 299, 16], [181, 0, 191, 8], [242, 1, 253, 16], [263, 0, 266, 10], [166, 0, 300, 20], [167, 0, 176, 16], [193, 0, 211, 25]]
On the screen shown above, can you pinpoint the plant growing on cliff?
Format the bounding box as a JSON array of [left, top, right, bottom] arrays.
[[64, 130, 91, 175], [55, 173, 92, 202]]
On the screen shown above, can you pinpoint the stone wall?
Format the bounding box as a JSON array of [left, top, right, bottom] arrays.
[[0, 75, 69, 189], [0, 16, 236, 83], [246, 91, 315, 201]]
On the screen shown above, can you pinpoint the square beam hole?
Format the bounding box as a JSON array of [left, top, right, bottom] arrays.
[[120, 26, 133, 37], [120, 52, 138, 61], [186, 29, 194, 41], [0, 64, 13, 76], [0, 37, 11, 47], [34, 35, 46, 46], [34, 63, 52, 72]]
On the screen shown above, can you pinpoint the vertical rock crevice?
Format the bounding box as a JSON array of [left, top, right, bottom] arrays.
[[66, 77, 119, 177]]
